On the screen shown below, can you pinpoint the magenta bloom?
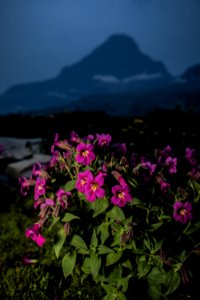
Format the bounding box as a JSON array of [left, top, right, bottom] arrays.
[[96, 133, 112, 147], [185, 147, 196, 165], [165, 156, 177, 174], [40, 198, 55, 209], [85, 134, 94, 142], [32, 162, 42, 177], [111, 184, 132, 207], [159, 178, 170, 192], [76, 169, 93, 193], [70, 131, 82, 143], [34, 178, 46, 200], [173, 201, 193, 224], [25, 223, 46, 247], [84, 172, 106, 202], [56, 188, 71, 209], [19, 176, 34, 196], [141, 161, 156, 176], [75, 143, 95, 166], [50, 150, 60, 167]]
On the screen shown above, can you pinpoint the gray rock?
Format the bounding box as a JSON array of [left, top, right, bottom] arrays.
[[5, 154, 51, 178], [0, 137, 42, 161]]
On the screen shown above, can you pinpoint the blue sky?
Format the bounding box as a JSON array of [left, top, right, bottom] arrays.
[[0, 0, 200, 94]]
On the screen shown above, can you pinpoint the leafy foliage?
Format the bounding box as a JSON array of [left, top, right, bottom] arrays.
[[20, 131, 200, 299]]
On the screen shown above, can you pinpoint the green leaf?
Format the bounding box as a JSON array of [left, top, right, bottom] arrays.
[[101, 283, 117, 295], [90, 253, 101, 278], [70, 234, 88, 250], [98, 245, 115, 255], [149, 222, 163, 231], [118, 291, 127, 300], [179, 250, 187, 263], [129, 197, 143, 206], [137, 255, 151, 279], [97, 222, 110, 244], [148, 283, 161, 300], [81, 257, 91, 275], [128, 178, 138, 188], [107, 206, 125, 222], [93, 198, 109, 218], [107, 265, 123, 283], [165, 270, 181, 296], [121, 259, 132, 269], [77, 248, 89, 255], [62, 213, 80, 222], [118, 275, 132, 292], [90, 229, 98, 249], [102, 295, 114, 300], [143, 239, 151, 251], [131, 240, 140, 254], [106, 250, 122, 266], [49, 216, 60, 231], [151, 240, 163, 254], [147, 267, 166, 285], [62, 251, 76, 278], [53, 228, 66, 258], [63, 180, 76, 192]]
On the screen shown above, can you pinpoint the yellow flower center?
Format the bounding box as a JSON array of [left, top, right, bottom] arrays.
[[82, 150, 89, 157], [117, 191, 125, 199], [80, 179, 87, 186], [180, 208, 187, 216], [91, 183, 98, 191]]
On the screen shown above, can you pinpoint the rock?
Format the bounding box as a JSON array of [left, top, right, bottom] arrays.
[[5, 154, 51, 178], [0, 137, 42, 161]]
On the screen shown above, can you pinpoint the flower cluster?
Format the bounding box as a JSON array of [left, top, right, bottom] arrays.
[[19, 133, 199, 245], [20, 132, 200, 300]]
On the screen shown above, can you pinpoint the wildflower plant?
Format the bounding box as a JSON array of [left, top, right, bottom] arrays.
[[20, 132, 200, 300]]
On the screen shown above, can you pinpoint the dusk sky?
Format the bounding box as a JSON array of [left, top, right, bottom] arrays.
[[0, 0, 200, 94]]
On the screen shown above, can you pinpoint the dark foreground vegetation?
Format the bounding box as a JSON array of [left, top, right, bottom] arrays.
[[0, 107, 200, 149], [0, 108, 200, 299]]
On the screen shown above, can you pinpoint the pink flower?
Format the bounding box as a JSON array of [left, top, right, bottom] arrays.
[[141, 161, 157, 176], [25, 223, 46, 247], [32, 162, 42, 177], [165, 156, 177, 174], [159, 178, 170, 192], [173, 201, 193, 224], [19, 176, 34, 196], [34, 178, 46, 200], [76, 170, 93, 193], [32, 162, 49, 179], [111, 184, 132, 207], [50, 150, 60, 167], [75, 143, 95, 166], [56, 189, 71, 209], [84, 172, 106, 202], [111, 171, 127, 186], [70, 131, 82, 143], [96, 133, 112, 146], [85, 134, 94, 142], [185, 147, 196, 165], [40, 198, 55, 209]]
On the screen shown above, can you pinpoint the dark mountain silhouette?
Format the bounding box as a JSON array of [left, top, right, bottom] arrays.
[[0, 34, 173, 115], [182, 64, 200, 82]]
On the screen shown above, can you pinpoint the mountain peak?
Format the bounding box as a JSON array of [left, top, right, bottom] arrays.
[[104, 33, 139, 48], [60, 34, 171, 80]]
